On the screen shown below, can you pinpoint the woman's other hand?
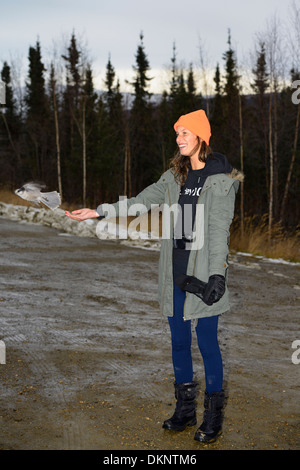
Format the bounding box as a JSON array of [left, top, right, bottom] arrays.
[[202, 275, 225, 305], [65, 208, 99, 221]]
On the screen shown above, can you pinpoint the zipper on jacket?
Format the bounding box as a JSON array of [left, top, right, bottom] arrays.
[[182, 187, 206, 321]]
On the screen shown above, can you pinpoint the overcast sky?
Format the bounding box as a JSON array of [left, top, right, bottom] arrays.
[[0, 0, 296, 93]]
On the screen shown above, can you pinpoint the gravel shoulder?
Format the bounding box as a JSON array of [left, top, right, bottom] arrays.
[[0, 216, 299, 451]]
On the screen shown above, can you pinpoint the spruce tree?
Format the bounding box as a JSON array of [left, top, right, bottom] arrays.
[[223, 30, 239, 98], [186, 63, 201, 111], [61, 33, 83, 202], [248, 41, 270, 216], [80, 65, 98, 205], [102, 56, 124, 199], [104, 55, 116, 114], [131, 32, 152, 106], [173, 70, 188, 115], [24, 40, 49, 180], [62, 33, 81, 106], [104, 55, 123, 122], [251, 42, 269, 96], [129, 32, 156, 194], [210, 63, 225, 151], [0, 61, 22, 183], [169, 42, 178, 103], [222, 29, 240, 164]]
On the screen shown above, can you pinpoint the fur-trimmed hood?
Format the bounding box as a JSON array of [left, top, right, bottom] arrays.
[[227, 168, 244, 183]]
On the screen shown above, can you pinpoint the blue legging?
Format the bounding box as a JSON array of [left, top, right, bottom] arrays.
[[168, 284, 223, 394]]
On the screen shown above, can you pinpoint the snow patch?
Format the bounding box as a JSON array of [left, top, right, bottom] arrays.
[[0, 202, 161, 252], [236, 251, 299, 267], [1, 202, 299, 262]]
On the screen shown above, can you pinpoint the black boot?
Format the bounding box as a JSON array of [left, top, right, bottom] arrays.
[[194, 390, 225, 443], [162, 382, 197, 431]]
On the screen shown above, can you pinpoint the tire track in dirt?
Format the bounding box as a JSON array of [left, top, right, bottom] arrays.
[[1, 217, 299, 450]]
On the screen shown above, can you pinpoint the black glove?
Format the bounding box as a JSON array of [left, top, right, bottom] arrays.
[[174, 274, 207, 300], [202, 275, 225, 306]]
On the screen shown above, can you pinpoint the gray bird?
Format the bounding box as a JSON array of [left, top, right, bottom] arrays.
[[15, 182, 61, 210]]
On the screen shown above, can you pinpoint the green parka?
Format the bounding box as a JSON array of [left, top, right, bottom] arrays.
[[101, 167, 243, 320]]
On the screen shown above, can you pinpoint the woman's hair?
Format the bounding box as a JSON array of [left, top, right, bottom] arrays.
[[169, 138, 213, 185]]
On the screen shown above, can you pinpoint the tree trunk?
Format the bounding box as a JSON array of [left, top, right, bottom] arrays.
[[273, 89, 278, 217], [268, 92, 274, 242], [82, 101, 86, 206], [238, 91, 244, 236], [280, 102, 300, 223], [52, 87, 63, 200], [162, 140, 166, 173], [127, 137, 132, 199], [124, 116, 132, 198], [124, 122, 128, 196]]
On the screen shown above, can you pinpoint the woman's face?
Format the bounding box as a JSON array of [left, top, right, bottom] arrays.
[[176, 126, 199, 157]]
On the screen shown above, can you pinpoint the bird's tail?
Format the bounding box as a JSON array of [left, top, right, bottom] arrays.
[[40, 191, 61, 210]]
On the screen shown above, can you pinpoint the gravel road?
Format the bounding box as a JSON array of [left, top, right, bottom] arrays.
[[0, 216, 299, 450]]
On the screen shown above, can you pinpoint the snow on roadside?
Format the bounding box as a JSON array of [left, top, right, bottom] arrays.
[[0, 202, 161, 251], [236, 251, 299, 267], [0, 202, 299, 262]]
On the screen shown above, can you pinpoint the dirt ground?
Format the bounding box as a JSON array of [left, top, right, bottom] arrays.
[[0, 216, 299, 451]]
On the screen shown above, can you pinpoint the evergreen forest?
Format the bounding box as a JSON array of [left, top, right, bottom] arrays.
[[0, 25, 299, 243]]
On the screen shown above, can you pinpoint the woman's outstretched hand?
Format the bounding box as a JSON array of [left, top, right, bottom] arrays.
[[65, 208, 99, 221]]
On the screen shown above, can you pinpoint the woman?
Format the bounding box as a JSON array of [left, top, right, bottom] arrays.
[[65, 109, 243, 444]]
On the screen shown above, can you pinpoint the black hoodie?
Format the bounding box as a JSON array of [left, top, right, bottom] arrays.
[[173, 152, 232, 279]]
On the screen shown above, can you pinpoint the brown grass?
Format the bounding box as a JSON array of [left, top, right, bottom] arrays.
[[230, 214, 300, 263], [0, 188, 32, 207], [1, 188, 299, 262]]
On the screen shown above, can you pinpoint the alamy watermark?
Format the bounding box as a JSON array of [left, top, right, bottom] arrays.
[[95, 199, 205, 250], [0, 79, 6, 105], [0, 340, 6, 364], [291, 80, 300, 105], [291, 340, 300, 365]]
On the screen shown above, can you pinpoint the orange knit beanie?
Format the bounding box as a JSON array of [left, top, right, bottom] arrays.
[[173, 109, 211, 145]]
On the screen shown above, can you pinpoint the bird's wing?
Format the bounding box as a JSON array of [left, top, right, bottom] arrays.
[[40, 191, 61, 210], [23, 182, 46, 192]]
